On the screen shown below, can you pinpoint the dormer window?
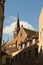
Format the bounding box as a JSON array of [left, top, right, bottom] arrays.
[[22, 43, 25, 49], [27, 41, 29, 47], [32, 38, 35, 44], [19, 45, 21, 50]]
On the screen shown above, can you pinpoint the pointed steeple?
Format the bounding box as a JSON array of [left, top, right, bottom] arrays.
[[16, 14, 20, 34], [13, 14, 20, 38]]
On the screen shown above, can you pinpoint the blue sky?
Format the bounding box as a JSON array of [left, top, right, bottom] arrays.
[[3, 0, 43, 42]]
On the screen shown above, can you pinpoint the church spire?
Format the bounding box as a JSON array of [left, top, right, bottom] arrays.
[[13, 14, 20, 38], [16, 14, 20, 34]]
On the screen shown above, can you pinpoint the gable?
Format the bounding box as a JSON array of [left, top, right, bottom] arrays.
[[17, 27, 27, 47]]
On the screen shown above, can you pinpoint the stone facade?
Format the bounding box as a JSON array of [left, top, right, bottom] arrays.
[[38, 8, 43, 52]]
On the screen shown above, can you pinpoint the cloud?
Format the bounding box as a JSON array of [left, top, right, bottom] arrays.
[[3, 21, 35, 36]]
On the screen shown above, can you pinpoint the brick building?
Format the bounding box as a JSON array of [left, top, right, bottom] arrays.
[[1, 5, 43, 64], [2, 15, 39, 56]]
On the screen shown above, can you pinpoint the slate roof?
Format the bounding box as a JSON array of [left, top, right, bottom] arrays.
[[23, 28, 36, 36], [23, 28, 38, 39], [2, 39, 16, 47]]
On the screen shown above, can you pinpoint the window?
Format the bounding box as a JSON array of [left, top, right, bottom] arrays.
[[32, 38, 35, 44], [19, 45, 21, 50], [22, 43, 25, 49], [27, 41, 29, 47]]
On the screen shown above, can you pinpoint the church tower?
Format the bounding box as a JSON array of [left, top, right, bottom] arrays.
[[38, 8, 43, 52], [13, 15, 20, 38]]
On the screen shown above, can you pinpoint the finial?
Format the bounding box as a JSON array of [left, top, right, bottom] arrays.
[[17, 11, 19, 18]]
